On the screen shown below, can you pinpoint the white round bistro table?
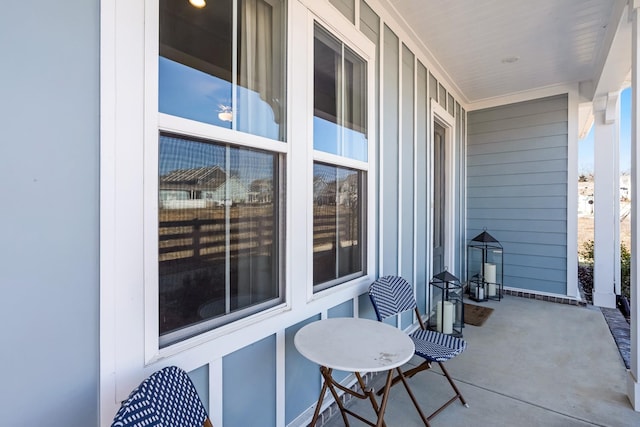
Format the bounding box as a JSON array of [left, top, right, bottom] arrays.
[[294, 317, 415, 427]]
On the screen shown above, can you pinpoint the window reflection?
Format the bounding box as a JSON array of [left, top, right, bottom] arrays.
[[158, 133, 282, 345], [313, 24, 367, 161], [159, 0, 286, 141], [313, 163, 365, 288]]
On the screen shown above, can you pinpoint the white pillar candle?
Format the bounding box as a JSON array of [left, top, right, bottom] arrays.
[[484, 263, 496, 284], [436, 301, 454, 334], [488, 283, 497, 297], [476, 285, 485, 300]]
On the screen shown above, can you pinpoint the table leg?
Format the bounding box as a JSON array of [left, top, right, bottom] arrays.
[[321, 367, 352, 426], [307, 367, 330, 427], [355, 372, 386, 427], [373, 370, 395, 427], [310, 367, 398, 427]]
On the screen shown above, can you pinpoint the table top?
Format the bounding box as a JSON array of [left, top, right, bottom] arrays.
[[294, 317, 415, 372]]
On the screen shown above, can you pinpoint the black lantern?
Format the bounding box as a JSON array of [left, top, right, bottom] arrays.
[[428, 270, 464, 337], [467, 230, 503, 302]]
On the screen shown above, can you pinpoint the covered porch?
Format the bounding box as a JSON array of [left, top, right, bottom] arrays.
[[321, 295, 640, 426]]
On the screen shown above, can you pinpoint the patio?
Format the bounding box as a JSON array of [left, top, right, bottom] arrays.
[[323, 295, 640, 427]]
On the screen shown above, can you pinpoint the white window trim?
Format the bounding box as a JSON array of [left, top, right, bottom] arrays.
[[145, 0, 295, 360], [100, 1, 377, 424], [429, 99, 456, 283], [305, 9, 377, 302]]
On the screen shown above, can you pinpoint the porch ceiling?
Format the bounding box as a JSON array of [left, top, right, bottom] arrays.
[[386, 0, 628, 105]]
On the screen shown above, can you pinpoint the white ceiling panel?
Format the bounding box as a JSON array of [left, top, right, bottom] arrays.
[[386, 0, 626, 104]]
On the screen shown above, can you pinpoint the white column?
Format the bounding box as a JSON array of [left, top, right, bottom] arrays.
[[592, 92, 620, 309], [628, 1, 640, 411]]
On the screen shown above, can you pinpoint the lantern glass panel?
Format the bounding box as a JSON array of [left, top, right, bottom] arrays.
[[428, 272, 463, 337], [467, 230, 503, 302]]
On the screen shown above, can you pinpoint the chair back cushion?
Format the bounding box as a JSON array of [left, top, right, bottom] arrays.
[[369, 276, 417, 320], [111, 366, 209, 427]]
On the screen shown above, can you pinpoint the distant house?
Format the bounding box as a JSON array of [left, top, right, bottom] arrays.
[[159, 166, 251, 208]]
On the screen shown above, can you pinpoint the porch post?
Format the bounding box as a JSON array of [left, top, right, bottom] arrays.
[[592, 92, 620, 309], [629, 1, 640, 411]]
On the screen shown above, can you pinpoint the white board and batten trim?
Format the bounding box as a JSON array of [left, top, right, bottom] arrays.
[[567, 86, 580, 299], [430, 99, 457, 280], [302, 1, 378, 303], [101, 0, 379, 423]]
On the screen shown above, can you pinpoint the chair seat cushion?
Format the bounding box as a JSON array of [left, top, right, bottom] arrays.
[[410, 329, 466, 362]]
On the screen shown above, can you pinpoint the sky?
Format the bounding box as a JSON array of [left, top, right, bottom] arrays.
[[579, 87, 631, 174]]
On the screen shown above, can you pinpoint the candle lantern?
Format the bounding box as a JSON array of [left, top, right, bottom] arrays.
[[467, 229, 503, 302], [428, 270, 464, 337]]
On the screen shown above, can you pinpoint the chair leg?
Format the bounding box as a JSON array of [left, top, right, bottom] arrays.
[[438, 362, 468, 407], [423, 362, 469, 422], [376, 361, 431, 395], [395, 367, 430, 426]]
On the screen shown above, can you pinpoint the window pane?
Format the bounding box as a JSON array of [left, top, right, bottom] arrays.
[[313, 27, 341, 156], [159, 133, 282, 345], [159, 0, 233, 129], [159, 0, 286, 141], [313, 163, 364, 288], [237, 0, 287, 140], [343, 46, 367, 160], [313, 24, 367, 161]]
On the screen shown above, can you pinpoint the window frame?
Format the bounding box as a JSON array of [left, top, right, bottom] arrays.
[[144, 0, 290, 360], [306, 16, 377, 298], [101, 0, 377, 419]]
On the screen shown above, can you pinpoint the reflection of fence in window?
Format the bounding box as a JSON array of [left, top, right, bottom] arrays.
[[312, 206, 360, 252], [159, 206, 274, 266]]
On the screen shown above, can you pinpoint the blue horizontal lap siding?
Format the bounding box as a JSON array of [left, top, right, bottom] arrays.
[[467, 95, 568, 295], [468, 171, 567, 188]]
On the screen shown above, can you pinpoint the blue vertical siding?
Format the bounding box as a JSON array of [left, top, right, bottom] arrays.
[[467, 95, 568, 295], [359, 293, 377, 320], [329, 301, 355, 381], [223, 335, 277, 426], [381, 25, 400, 275], [415, 61, 429, 314], [400, 44, 415, 284], [330, 0, 355, 23], [189, 365, 210, 413], [285, 316, 321, 424], [329, 300, 354, 318], [0, 1, 100, 425]]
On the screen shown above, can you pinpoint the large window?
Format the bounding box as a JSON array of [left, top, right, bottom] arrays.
[[159, 0, 286, 141], [158, 0, 286, 346], [313, 24, 367, 291]]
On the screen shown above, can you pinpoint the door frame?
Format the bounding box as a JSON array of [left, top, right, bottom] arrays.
[[428, 99, 456, 283]]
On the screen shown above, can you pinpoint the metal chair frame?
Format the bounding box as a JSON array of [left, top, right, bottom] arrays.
[[369, 276, 468, 425]]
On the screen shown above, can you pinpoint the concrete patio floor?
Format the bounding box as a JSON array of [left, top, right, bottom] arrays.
[[323, 295, 640, 427]]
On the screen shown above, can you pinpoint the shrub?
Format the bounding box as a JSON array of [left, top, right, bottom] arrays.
[[579, 239, 630, 300]]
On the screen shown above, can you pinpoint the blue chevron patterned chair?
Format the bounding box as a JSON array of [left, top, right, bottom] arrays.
[[111, 366, 213, 427], [369, 275, 468, 424]]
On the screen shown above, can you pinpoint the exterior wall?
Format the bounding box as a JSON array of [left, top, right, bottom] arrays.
[[330, 0, 356, 24], [99, 1, 467, 426], [0, 0, 101, 425], [467, 95, 569, 295]]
